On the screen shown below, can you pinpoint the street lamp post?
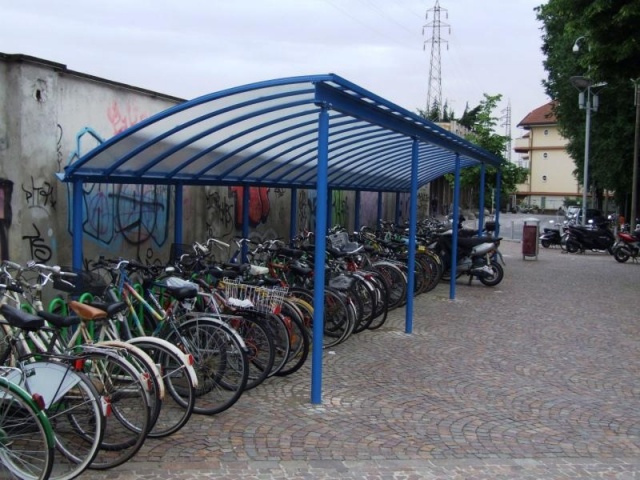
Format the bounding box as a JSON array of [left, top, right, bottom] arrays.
[[570, 75, 595, 226], [631, 79, 640, 232]]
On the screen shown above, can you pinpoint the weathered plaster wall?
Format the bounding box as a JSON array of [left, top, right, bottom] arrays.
[[0, 54, 429, 267]]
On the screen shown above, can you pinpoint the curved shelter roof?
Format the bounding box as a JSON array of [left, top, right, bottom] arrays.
[[59, 74, 502, 190]]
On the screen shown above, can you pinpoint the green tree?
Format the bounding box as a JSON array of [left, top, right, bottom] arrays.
[[445, 94, 528, 210], [536, 0, 640, 213]]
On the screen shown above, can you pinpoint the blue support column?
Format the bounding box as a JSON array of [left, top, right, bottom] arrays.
[[242, 185, 250, 263], [495, 170, 502, 237], [327, 188, 333, 230], [450, 154, 461, 300], [71, 179, 83, 270], [377, 192, 383, 231], [478, 163, 486, 235], [290, 188, 298, 242], [174, 183, 184, 245], [311, 105, 330, 404], [405, 139, 419, 334], [354, 190, 361, 231], [395, 191, 401, 225]]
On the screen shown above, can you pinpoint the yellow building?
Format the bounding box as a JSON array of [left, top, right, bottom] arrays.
[[514, 102, 581, 212]]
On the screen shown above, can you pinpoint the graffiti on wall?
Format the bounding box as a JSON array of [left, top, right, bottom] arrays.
[[331, 190, 349, 228], [417, 190, 430, 217], [204, 188, 234, 238], [22, 223, 52, 263], [66, 127, 170, 259], [107, 101, 149, 135], [22, 176, 57, 212], [230, 186, 271, 229], [297, 189, 317, 233]]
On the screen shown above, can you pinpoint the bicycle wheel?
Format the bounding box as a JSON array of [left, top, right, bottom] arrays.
[[226, 315, 275, 390], [351, 275, 376, 333], [127, 338, 196, 438], [371, 261, 407, 310], [275, 300, 310, 377], [97, 341, 164, 438], [21, 361, 105, 480], [288, 287, 351, 349], [257, 312, 291, 377], [364, 271, 389, 330], [286, 295, 314, 335], [323, 288, 354, 348], [0, 375, 55, 480], [168, 317, 249, 416], [74, 348, 151, 470]]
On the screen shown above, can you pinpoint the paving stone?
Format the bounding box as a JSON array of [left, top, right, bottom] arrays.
[[83, 241, 640, 479]]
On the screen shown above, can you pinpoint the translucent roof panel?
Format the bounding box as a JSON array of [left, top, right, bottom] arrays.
[[59, 74, 503, 191]]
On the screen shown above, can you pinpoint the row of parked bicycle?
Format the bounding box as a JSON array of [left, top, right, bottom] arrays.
[[0, 218, 506, 479]]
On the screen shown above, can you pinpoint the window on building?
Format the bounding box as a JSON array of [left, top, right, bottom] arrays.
[[543, 152, 548, 159], [544, 129, 549, 135]]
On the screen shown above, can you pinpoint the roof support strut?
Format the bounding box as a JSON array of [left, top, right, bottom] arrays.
[[478, 164, 486, 235], [311, 105, 330, 404], [450, 153, 461, 300], [405, 138, 419, 334]]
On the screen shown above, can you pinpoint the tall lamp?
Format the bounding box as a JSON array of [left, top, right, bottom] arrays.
[[570, 36, 606, 225], [569, 75, 595, 226]]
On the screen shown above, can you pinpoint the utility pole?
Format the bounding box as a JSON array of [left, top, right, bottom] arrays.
[[631, 78, 640, 231], [422, 1, 449, 120], [501, 100, 512, 162]]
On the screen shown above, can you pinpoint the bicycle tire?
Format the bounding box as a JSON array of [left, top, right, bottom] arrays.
[[0, 375, 55, 480], [226, 314, 275, 390], [167, 317, 249, 416], [275, 300, 310, 377], [127, 338, 196, 437], [351, 275, 376, 333], [75, 348, 151, 470], [365, 271, 389, 330], [20, 361, 105, 480], [371, 261, 407, 310], [97, 341, 164, 438]]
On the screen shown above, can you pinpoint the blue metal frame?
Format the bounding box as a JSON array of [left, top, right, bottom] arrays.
[[57, 74, 504, 406], [478, 163, 486, 235], [450, 154, 461, 300], [311, 105, 330, 404]]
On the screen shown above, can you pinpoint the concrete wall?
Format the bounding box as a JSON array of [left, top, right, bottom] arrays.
[[0, 54, 427, 267]]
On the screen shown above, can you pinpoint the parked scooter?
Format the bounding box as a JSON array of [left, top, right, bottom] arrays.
[[612, 227, 640, 263], [539, 220, 563, 248], [562, 219, 615, 254], [433, 231, 505, 286]]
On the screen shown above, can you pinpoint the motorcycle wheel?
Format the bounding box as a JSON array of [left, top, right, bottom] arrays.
[[540, 239, 551, 248], [566, 239, 580, 254], [478, 261, 504, 287], [613, 248, 630, 263]]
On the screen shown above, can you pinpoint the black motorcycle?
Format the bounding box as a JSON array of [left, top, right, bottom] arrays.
[[539, 220, 563, 248], [433, 231, 505, 286], [562, 220, 615, 254]]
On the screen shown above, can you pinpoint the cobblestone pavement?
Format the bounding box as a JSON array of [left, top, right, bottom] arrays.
[[84, 241, 640, 479]]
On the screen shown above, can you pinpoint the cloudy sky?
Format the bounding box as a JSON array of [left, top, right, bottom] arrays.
[[1, 0, 549, 142]]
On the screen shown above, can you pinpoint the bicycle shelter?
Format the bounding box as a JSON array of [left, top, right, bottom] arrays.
[[57, 74, 503, 403]]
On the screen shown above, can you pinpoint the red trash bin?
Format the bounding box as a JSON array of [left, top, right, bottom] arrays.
[[522, 217, 540, 260]]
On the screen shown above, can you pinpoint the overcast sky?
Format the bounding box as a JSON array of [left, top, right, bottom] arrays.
[[1, 0, 550, 143]]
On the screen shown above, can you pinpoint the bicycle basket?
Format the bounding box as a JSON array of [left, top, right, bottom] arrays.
[[222, 278, 288, 314], [52, 268, 107, 296]]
